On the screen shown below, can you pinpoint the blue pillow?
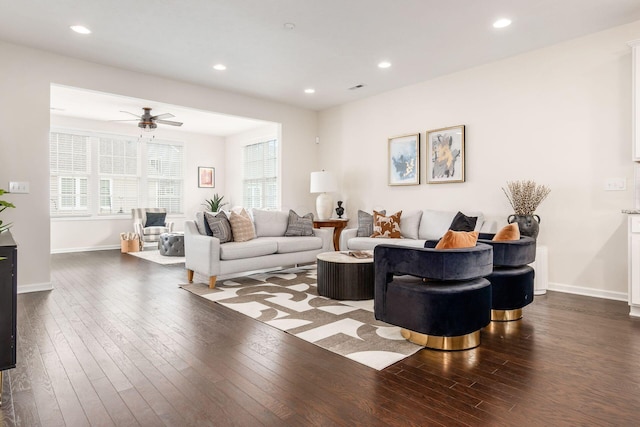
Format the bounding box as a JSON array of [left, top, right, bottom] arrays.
[[145, 212, 166, 227]]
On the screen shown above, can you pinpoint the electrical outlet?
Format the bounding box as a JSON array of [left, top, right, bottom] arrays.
[[604, 178, 626, 191], [8, 181, 29, 194]]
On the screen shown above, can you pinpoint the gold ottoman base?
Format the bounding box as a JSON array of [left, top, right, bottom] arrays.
[[491, 308, 523, 322], [401, 329, 481, 351]]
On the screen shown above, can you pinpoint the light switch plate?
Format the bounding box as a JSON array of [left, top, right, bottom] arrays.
[[604, 178, 626, 191], [8, 181, 29, 194]]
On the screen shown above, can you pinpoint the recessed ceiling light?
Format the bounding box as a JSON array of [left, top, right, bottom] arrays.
[[70, 25, 91, 34], [213, 64, 227, 71], [304, 88, 315, 94], [378, 61, 392, 69], [284, 23, 296, 31], [493, 18, 512, 29]]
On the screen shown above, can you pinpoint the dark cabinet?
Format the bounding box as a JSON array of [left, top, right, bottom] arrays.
[[0, 231, 17, 375]]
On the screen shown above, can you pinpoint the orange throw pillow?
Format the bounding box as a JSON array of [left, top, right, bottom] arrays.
[[493, 223, 520, 241], [370, 210, 402, 238], [435, 230, 479, 249]]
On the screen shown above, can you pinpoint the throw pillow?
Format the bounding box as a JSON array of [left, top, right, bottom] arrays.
[[195, 212, 214, 236], [284, 210, 314, 236], [493, 223, 520, 241], [449, 211, 478, 232], [229, 208, 256, 242], [371, 210, 402, 238], [357, 209, 385, 237], [205, 211, 233, 243], [145, 212, 166, 227], [435, 230, 479, 249]]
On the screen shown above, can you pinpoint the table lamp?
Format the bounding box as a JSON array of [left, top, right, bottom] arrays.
[[310, 171, 337, 220]]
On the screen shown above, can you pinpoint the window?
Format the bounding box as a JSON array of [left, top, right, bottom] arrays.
[[50, 130, 184, 217], [50, 132, 91, 215], [243, 139, 278, 209]]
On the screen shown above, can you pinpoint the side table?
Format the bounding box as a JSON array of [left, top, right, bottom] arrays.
[[317, 251, 374, 300], [313, 218, 349, 251]]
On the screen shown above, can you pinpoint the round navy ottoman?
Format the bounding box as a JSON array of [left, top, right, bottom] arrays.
[[158, 233, 185, 256]]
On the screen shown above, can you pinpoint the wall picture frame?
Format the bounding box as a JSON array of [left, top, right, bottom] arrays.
[[388, 133, 420, 186], [426, 125, 465, 184], [198, 166, 215, 188]]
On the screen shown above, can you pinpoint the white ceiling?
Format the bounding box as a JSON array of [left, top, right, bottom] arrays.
[[4, 0, 640, 112]]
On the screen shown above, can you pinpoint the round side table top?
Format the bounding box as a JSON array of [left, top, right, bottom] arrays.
[[317, 251, 373, 264]]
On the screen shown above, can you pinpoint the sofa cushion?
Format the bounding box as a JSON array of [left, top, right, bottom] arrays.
[[400, 210, 423, 240], [371, 210, 402, 238], [252, 209, 289, 237], [348, 237, 425, 251], [229, 208, 256, 242], [205, 211, 233, 243], [219, 239, 278, 260], [195, 211, 213, 236], [356, 210, 385, 237], [145, 212, 166, 227], [435, 230, 479, 249], [261, 236, 323, 254], [449, 211, 478, 232], [284, 210, 314, 236], [493, 223, 520, 241]]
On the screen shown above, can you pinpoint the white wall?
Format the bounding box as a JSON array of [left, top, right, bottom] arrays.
[[318, 21, 640, 299], [0, 40, 318, 292], [49, 115, 225, 252]]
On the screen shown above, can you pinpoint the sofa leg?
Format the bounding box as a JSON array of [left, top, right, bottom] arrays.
[[187, 269, 194, 283], [209, 276, 217, 289]]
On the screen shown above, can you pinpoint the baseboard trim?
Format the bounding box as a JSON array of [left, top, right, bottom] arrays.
[[51, 245, 120, 254], [18, 282, 53, 294], [548, 282, 627, 302]]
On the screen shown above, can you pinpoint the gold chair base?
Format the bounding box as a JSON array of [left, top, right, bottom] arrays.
[[401, 329, 481, 351], [491, 308, 523, 322]]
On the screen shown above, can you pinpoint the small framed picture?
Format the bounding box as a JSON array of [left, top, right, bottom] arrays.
[[388, 133, 420, 186], [426, 125, 465, 184], [198, 166, 215, 188]]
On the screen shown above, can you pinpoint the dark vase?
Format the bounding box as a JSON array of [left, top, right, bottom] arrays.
[[508, 214, 540, 239], [335, 201, 344, 219]]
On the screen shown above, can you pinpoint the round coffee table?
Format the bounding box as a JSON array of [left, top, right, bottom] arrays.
[[316, 251, 374, 300]]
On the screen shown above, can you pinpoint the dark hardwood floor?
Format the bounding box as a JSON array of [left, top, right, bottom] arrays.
[[1, 250, 640, 426]]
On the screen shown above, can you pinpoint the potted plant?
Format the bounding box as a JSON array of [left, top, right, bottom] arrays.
[[203, 193, 228, 212], [0, 189, 15, 233], [502, 180, 550, 239]]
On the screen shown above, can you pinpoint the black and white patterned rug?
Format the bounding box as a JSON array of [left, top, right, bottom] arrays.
[[180, 265, 421, 370]]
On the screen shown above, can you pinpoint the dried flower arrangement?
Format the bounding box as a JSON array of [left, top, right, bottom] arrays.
[[502, 180, 550, 216]]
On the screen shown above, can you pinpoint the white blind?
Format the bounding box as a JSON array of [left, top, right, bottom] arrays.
[[147, 141, 184, 213], [50, 132, 91, 215], [243, 139, 278, 209]]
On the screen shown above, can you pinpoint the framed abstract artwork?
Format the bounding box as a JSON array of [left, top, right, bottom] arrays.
[[388, 133, 420, 186], [198, 166, 215, 188], [426, 125, 465, 183]]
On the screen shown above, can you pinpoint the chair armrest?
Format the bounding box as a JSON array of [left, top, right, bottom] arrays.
[[165, 221, 174, 232], [133, 220, 144, 236], [184, 221, 221, 276], [312, 227, 334, 252], [339, 228, 358, 251]]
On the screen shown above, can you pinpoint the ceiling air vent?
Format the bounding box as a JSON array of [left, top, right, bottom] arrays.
[[348, 84, 366, 90]]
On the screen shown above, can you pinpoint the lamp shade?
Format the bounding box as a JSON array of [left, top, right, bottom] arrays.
[[310, 171, 337, 193]]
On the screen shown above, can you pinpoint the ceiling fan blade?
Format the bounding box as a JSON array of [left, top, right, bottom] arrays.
[[109, 119, 139, 122], [155, 119, 183, 126], [152, 113, 174, 120], [120, 110, 141, 118]]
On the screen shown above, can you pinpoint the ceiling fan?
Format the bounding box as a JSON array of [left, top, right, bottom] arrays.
[[114, 107, 183, 131]]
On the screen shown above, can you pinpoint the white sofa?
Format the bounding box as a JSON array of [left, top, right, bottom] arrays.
[[185, 209, 333, 288], [340, 209, 496, 251]]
